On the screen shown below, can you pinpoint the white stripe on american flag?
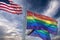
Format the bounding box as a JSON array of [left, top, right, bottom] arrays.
[[0, 5, 22, 10], [0, 7, 22, 13], [0, 2, 22, 7], [0, 2, 22, 14]]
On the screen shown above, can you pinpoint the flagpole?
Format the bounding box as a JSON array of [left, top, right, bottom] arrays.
[[9, 0, 27, 40], [22, 0, 27, 40]]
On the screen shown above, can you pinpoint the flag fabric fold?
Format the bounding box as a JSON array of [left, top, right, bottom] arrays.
[[28, 30, 51, 40]]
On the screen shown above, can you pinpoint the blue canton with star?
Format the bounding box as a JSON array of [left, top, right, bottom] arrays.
[[0, 0, 10, 4]]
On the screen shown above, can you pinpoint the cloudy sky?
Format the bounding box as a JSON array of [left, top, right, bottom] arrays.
[[0, 0, 60, 40], [0, 0, 24, 40]]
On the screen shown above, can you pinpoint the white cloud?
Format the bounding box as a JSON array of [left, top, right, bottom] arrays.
[[56, 17, 60, 32], [52, 36, 60, 40], [0, 14, 22, 35], [26, 36, 42, 40], [43, 0, 59, 17]]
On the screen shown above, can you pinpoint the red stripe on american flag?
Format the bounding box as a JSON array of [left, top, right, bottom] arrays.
[[0, 2, 22, 8], [0, 6, 22, 11], [0, 2, 22, 14]]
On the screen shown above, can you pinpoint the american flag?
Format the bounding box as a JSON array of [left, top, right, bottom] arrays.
[[0, 0, 22, 15]]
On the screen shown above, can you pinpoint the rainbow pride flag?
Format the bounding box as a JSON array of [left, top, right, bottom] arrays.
[[27, 11, 58, 40], [27, 11, 58, 35]]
